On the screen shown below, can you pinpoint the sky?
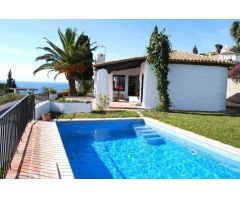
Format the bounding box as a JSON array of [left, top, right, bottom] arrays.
[[0, 19, 237, 83]]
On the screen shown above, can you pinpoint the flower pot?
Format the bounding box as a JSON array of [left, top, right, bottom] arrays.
[[42, 113, 51, 121]]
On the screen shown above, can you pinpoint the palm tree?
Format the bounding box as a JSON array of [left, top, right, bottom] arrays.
[[230, 21, 240, 45], [34, 28, 96, 96]]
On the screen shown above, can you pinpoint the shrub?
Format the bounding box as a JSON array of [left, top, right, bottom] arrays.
[[56, 97, 66, 103], [54, 98, 91, 104], [96, 95, 109, 112], [0, 93, 23, 106], [49, 88, 57, 94], [42, 87, 57, 94]]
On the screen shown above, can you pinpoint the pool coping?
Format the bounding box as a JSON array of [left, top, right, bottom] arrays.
[[54, 117, 240, 159]]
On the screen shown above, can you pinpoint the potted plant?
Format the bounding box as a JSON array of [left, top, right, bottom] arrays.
[[42, 112, 51, 121]]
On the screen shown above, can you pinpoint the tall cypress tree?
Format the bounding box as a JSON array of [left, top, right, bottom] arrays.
[[6, 69, 17, 89], [192, 45, 198, 54], [147, 26, 171, 111]]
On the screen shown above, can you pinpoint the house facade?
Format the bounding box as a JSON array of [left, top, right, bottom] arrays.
[[211, 45, 240, 105], [93, 51, 232, 111]]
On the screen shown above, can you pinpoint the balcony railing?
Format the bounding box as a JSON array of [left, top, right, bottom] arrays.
[[0, 95, 35, 179]]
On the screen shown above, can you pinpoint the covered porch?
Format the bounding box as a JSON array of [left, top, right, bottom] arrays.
[[94, 57, 146, 108]]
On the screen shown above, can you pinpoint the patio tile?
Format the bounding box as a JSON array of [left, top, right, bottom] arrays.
[[6, 121, 74, 179]]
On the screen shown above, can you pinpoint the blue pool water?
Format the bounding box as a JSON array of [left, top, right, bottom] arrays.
[[57, 119, 240, 179]]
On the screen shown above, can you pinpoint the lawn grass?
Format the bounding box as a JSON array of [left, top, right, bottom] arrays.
[[51, 110, 139, 119], [142, 110, 240, 148]]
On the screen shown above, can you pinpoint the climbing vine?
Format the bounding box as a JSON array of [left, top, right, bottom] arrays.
[[147, 26, 171, 111]]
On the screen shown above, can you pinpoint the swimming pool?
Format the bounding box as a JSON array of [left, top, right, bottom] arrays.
[[57, 119, 240, 179]]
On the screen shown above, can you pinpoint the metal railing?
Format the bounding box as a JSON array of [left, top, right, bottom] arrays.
[[0, 95, 35, 179], [34, 92, 49, 105]]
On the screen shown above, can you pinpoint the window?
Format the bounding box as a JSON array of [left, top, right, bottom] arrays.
[[113, 75, 125, 91]]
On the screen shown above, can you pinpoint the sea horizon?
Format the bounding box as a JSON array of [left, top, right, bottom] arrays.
[[0, 80, 69, 93]]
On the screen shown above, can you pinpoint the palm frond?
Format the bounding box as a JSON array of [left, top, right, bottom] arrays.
[[43, 37, 67, 60], [37, 47, 61, 60], [54, 72, 62, 81], [35, 54, 57, 62], [33, 64, 54, 75], [47, 69, 55, 78]]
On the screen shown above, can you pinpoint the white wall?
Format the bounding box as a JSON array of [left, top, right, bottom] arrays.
[[95, 69, 109, 97], [139, 63, 145, 103], [142, 63, 160, 109], [142, 63, 228, 111], [168, 64, 228, 111], [35, 101, 51, 120], [49, 94, 58, 100], [35, 100, 92, 119], [93, 70, 98, 96], [50, 102, 92, 113], [108, 73, 113, 101], [227, 78, 240, 98]]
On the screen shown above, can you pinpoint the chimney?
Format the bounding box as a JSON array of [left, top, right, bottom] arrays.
[[96, 53, 105, 64]]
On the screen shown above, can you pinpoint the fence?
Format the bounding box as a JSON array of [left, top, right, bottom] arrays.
[[0, 95, 35, 179]]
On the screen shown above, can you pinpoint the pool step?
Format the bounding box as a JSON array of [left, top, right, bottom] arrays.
[[142, 133, 160, 139], [146, 137, 165, 146], [134, 126, 165, 146]]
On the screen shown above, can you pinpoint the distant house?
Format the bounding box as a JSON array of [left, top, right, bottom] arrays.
[[93, 51, 232, 111], [211, 45, 240, 105], [211, 45, 240, 63]]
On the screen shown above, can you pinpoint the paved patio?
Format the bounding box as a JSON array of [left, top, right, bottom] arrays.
[[110, 101, 142, 109], [6, 121, 73, 179]]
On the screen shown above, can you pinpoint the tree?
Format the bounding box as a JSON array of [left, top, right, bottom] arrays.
[[147, 26, 171, 112], [215, 44, 223, 54], [230, 21, 240, 45], [75, 33, 94, 95], [230, 45, 240, 53], [6, 69, 17, 90], [77, 66, 93, 95], [230, 21, 240, 53], [34, 28, 96, 96], [192, 45, 198, 54]]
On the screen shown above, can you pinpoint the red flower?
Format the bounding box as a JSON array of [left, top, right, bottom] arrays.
[[116, 85, 124, 91]]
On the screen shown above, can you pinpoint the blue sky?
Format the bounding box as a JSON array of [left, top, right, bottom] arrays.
[[0, 19, 236, 82]]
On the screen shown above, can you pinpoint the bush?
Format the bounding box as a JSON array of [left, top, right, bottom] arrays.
[[0, 93, 23, 106], [42, 87, 57, 94], [54, 98, 91, 104], [49, 88, 57, 94], [96, 95, 109, 112]]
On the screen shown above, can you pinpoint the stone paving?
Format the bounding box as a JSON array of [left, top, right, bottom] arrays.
[[6, 121, 73, 179]]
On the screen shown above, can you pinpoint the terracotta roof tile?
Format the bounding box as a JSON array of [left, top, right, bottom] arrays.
[[169, 51, 233, 66], [94, 51, 233, 68]]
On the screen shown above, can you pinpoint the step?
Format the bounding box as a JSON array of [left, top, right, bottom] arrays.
[[146, 137, 165, 146], [142, 133, 161, 139], [134, 127, 154, 132]]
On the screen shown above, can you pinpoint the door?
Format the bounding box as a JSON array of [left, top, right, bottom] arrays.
[[128, 76, 140, 97]]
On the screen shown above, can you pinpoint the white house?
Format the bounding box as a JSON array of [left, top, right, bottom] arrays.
[[211, 45, 240, 105], [93, 51, 233, 111], [219, 45, 240, 63]]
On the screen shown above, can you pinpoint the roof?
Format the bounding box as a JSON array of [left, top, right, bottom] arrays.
[[94, 51, 233, 72], [169, 51, 233, 66]]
